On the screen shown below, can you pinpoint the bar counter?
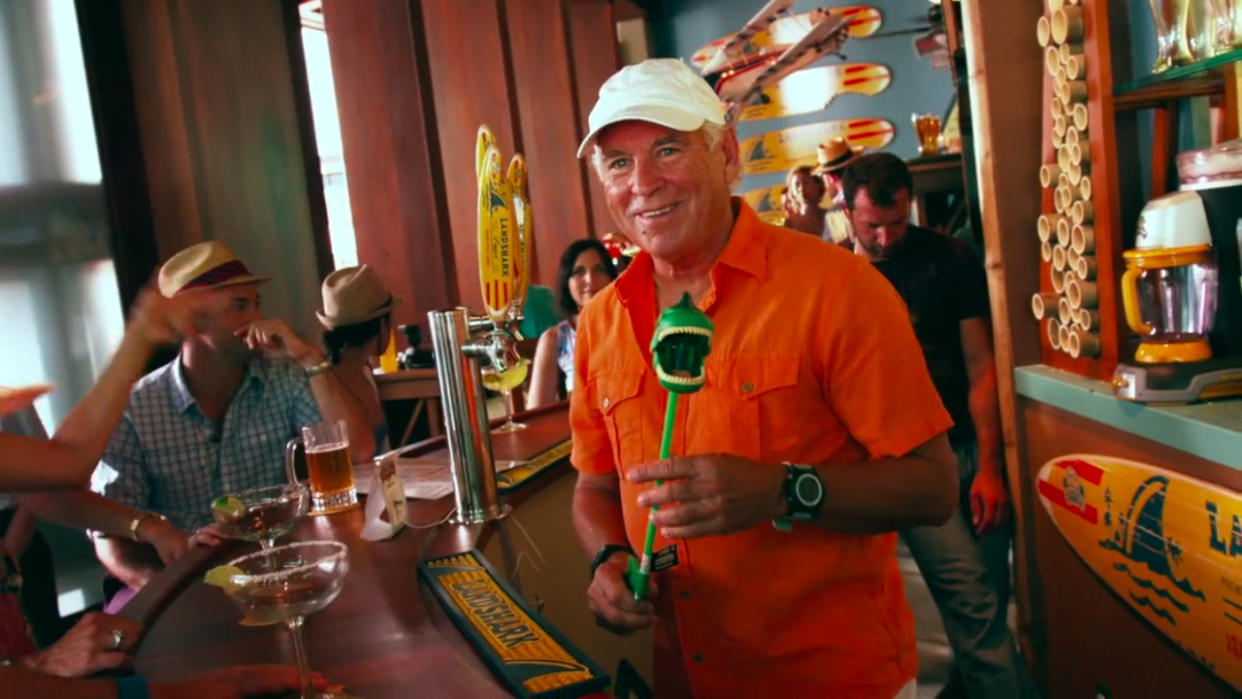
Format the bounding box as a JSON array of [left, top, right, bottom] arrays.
[[119, 405, 647, 697]]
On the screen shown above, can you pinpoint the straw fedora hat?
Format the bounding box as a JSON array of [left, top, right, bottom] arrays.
[[158, 241, 269, 297], [814, 137, 864, 176], [316, 265, 401, 329]]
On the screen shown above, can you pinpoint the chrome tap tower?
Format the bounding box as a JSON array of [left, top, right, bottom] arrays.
[[427, 127, 531, 525]]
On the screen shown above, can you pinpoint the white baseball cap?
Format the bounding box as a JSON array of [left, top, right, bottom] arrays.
[[576, 58, 726, 159]]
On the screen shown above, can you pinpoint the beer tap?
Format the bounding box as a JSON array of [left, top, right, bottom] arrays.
[[427, 125, 531, 524]]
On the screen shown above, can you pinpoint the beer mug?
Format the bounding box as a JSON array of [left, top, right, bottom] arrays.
[[912, 112, 941, 158], [285, 420, 357, 515]]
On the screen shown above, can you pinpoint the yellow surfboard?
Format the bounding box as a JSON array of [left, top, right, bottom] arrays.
[[506, 154, 530, 316], [1037, 454, 1242, 691], [738, 118, 894, 176], [739, 63, 892, 122], [477, 144, 517, 324], [741, 185, 786, 226], [691, 5, 883, 72]]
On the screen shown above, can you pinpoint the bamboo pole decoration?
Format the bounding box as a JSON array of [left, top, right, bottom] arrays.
[[1067, 247, 1082, 272], [1040, 164, 1062, 188], [1071, 102, 1090, 131], [1068, 163, 1084, 185], [1064, 53, 1086, 80], [1058, 42, 1084, 62], [1074, 253, 1097, 279], [1058, 321, 1074, 350], [1071, 223, 1095, 253], [1037, 15, 1052, 46], [1079, 174, 1092, 200], [1051, 97, 1064, 119], [1053, 244, 1068, 271], [1065, 126, 1080, 146], [1032, 291, 1059, 319], [1058, 172, 1072, 190], [1045, 46, 1062, 76], [1072, 198, 1095, 224], [1048, 319, 1063, 350], [1051, 6, 1084, 44], [1042, 240, 1054, 263], [1069, 142, 1090, 166], [1058, 79, 1088, 102], [1058, 296, 1074, 324], [1055, 185, 1073, 213], [1053, 114, 1067, 138], [1076, 307, 1100, 330], [1056, 215, 1073, 246], [1047, 0, 1065, 13], [1051, 267, 1066, 293], [1057, 145, 1073, 171], [1066, 329, 1101, 358], [1037, 214, 1055, 241], [1066, 277, 1099, 308], [1052, 129, 1065, 149]]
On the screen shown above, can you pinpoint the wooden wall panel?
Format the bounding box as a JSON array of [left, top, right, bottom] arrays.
[[119, 0, 324, 338], [421, 0, 522, 311], [321, 0, 455, 328], [504, 0, 594, 285], [566, 0, 621, 237], [1021, 400, 1238, 698], [959, 0, 1046, 676]]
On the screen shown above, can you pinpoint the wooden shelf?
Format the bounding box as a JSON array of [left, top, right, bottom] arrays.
[[1113, 49, 1242, 110]]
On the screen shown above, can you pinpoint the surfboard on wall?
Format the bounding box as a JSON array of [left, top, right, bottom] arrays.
[[740, 185, 785, 225], [737, 118, 894, 176], [691, 5, 883, 73], [1036, 454, 1242, 691], [737, 63, 892, 122]]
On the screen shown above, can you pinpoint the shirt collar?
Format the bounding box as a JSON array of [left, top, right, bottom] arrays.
[[169, 354, 267, 415], [614, 197, 768, 307]]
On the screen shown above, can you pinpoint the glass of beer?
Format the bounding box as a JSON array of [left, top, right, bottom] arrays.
[[285, 420, 357, 515], [912, 113, 941, 158]]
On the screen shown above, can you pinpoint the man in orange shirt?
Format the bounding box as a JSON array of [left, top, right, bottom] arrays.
[[570, 58, 959, 698]]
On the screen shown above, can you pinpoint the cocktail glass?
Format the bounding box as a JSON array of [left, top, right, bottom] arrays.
[[219, 540, 349, 699], [211, 483, 310, 551], [481, 357, 530, 433]]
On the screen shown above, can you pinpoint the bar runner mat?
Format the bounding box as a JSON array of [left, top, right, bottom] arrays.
[[419, 549, 610, 698], [496, 439, 572, 493]]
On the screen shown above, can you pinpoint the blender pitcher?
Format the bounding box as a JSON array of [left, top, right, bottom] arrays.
[[1121, 246, 1219, 363]]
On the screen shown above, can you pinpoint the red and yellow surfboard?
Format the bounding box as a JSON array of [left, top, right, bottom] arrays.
[[691, 5, 883, 73], [1037, 454, 1242, 691], [477, 144, 516, 324], [738, 118, 894, 176], [738, 63, 892, 122], [740, 185, 786, 226]]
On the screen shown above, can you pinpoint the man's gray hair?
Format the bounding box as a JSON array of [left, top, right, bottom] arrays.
[[588, 122, 741, 190]]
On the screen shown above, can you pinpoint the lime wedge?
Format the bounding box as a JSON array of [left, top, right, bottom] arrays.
[[211, 496, 244, 518], [203, 565, 243, 592]]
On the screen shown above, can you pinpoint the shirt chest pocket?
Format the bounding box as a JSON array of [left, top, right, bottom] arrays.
[[594, 371, 646, 468], [691, 355, 799, 463]]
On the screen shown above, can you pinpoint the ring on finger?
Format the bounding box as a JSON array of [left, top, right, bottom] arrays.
[[110, 627, 126, 651]]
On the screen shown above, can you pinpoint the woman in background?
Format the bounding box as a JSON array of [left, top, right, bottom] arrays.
[[317, 265, 400, 457], [528, 239, 616, 409]]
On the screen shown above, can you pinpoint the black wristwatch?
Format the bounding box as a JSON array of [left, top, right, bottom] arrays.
[[589, 543, 633, 580], [773, 462, 825, 532]]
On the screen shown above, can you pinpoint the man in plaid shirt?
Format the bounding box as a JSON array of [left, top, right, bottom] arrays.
[[91, 241, 374, 597]]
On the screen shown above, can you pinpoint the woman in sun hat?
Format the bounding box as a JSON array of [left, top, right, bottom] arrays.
[[316, 265, 401, 456]]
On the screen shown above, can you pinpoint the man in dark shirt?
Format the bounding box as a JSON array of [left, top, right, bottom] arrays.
[[844, 153, 1027, 698]]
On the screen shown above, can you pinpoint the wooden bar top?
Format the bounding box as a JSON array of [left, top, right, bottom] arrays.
[[124, 405, 576, 698]]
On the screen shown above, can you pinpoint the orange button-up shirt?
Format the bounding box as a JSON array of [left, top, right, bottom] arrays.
[[570, 201, 953, 698]]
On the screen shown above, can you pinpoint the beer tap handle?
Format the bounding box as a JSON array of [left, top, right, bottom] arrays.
[[477, 140, 518, 327], [507, 154, 531, 319], [476, 124, 497, 180]]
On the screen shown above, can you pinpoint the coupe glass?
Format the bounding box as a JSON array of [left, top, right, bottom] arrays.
[[211, 483, 310, 551]]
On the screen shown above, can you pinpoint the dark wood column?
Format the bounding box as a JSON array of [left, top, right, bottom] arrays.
[[320, 0, 455, 328], [566, 0, 622, 237]]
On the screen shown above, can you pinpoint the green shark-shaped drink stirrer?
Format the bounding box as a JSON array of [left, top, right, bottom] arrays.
[[628, 292, 713, 601]]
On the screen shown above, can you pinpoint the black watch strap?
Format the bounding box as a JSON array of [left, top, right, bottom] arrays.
[[589, 543, 633, 580]]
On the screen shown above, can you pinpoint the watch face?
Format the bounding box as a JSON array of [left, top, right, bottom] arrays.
[[794, 472, 824, 507]]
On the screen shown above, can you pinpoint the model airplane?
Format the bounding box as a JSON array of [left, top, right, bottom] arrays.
[[699, 0, 797, 75]]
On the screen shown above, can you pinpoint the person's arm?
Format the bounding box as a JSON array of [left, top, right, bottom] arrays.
[[631, 432, 956, 538], [961, 317, 1010, 533], [0, 291, 197, 492], [13, 491, 187, 566], [526, 328, 560, 410], [235, 320, 374, 461], [2, 506, 37, 565], [89, 418, 167, 589]]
